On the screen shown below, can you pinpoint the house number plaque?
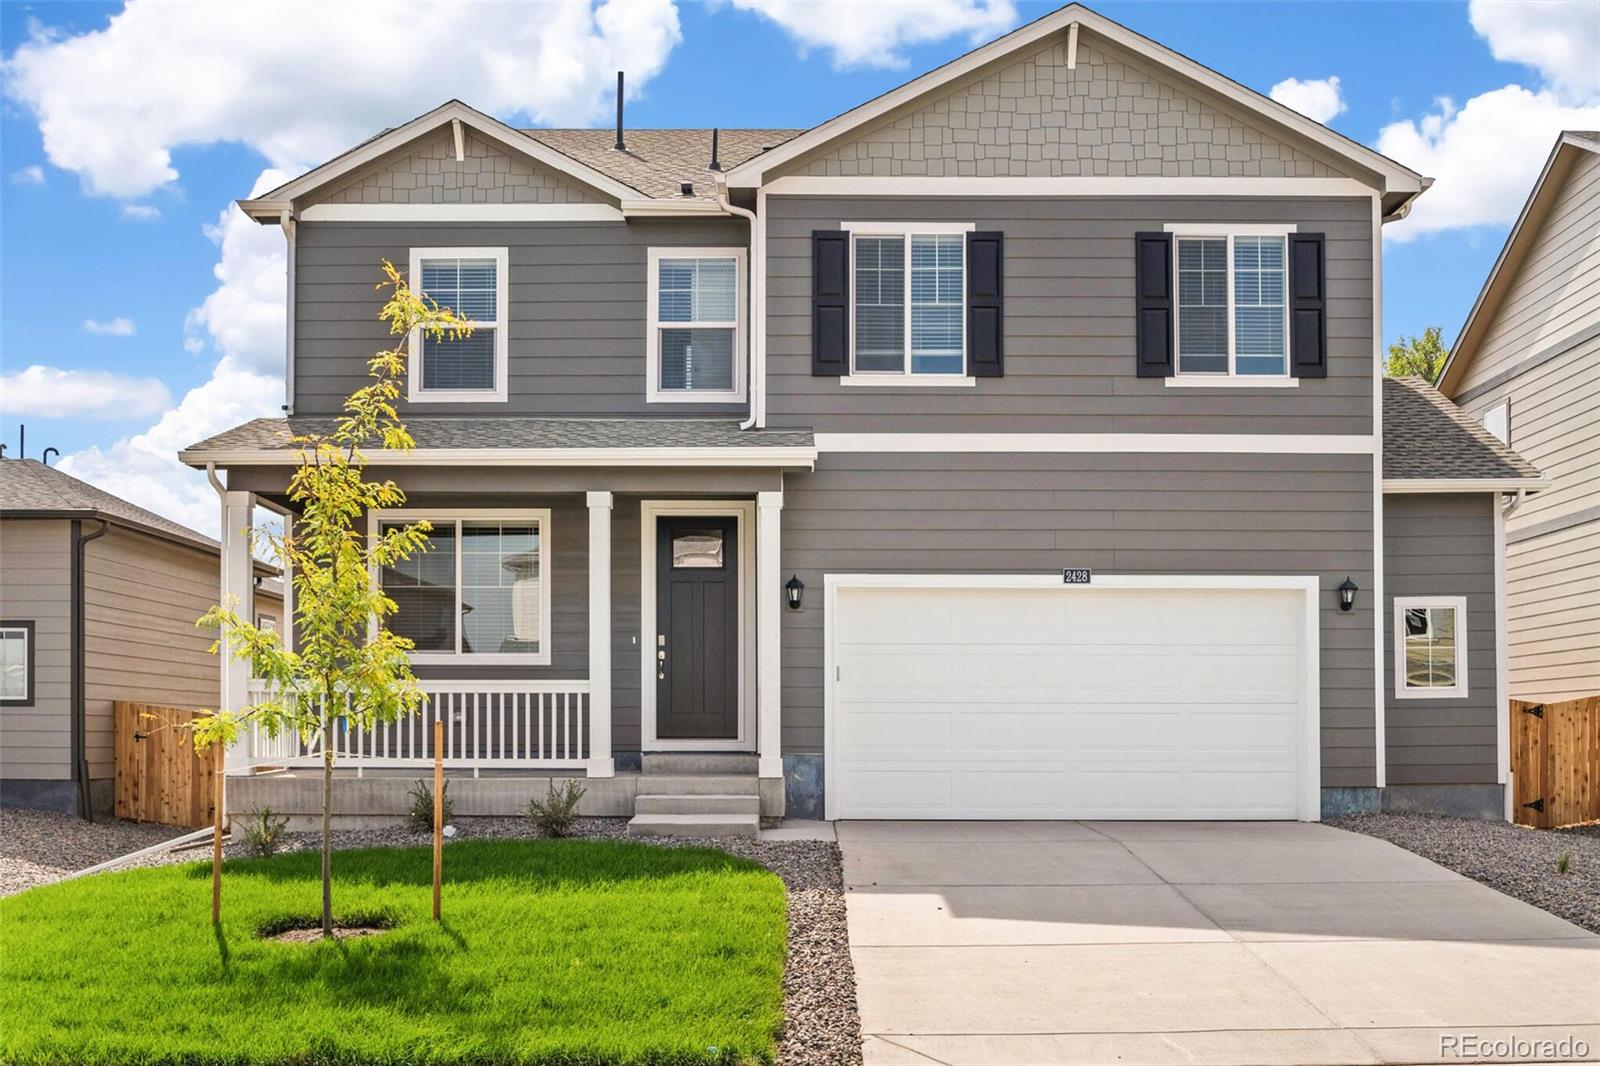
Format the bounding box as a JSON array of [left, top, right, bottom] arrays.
[[1062, 568, 1092, 584]]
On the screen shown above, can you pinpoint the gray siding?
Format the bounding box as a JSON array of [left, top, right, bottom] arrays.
[[765, 196, 1373, 433], [293, 217, 749, 418], [313, 129, 607, 206], [0, 520, 72, 782], [780, 452, 1377, 787], [1382, 493, 1500, 785]]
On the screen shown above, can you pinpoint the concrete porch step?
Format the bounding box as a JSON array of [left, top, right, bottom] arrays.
[[626, 813, 760, 839], [635, 793, 762, 816], [635, 773, 760, 796], [642, 753, 758, 775]]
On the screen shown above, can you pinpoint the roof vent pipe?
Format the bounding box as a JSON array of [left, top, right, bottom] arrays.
[[709, 128, 721, 171], [614, 71, 626, 151]]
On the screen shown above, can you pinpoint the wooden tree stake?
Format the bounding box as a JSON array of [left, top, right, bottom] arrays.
[[211, 764, 224, 925], [433, 718, 443, 922]]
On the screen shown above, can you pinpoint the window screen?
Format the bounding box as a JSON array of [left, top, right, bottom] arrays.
[[1233, 236, 1286, 375], [656, 257, 737, 393], [853, 236, 906, 372], [417, 256, 499, 392], [1176, 237, 1228, 373], [910, 234, 964, 374]]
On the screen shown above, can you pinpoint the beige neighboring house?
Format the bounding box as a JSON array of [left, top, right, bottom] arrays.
[[1437, 130, 1600, 703], [0, 459, 281, 818]]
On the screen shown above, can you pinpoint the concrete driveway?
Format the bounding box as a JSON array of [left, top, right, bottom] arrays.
[[840, 820, 1600, 1065]]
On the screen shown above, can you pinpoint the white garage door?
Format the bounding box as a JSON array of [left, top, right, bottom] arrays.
[[827, 580, 1317, 820]]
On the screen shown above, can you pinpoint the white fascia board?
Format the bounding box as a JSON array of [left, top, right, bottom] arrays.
[[814, 433, 1374, 454], [765, 176, 1378, 198], [1382, 477, 1550, 493], [179, 446, 817, 469], [300, 204, 625, 222], [621, 199, 731, 217], [725, 5, 1424, 196]]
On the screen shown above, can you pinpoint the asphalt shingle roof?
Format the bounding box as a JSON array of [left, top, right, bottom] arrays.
[[0, 458, 218, 550], [183, 417, 814, 455], [524, 128, 802, 201], [1382, 377, 1542, 482]]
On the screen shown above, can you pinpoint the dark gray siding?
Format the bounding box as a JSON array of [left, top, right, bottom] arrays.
[[294, 218, 748, 418], [1383, 492, 1499, 785], [765, 196, 1373, 434], [780, 451, 1378, 787]]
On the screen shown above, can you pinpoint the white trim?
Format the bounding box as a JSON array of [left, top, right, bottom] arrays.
[[724, 5, 1424, 195], [840, 376, 976, 388], [847, 227, 969, 380], [1163, 223, 1298, 236], [301, 204, 624, 222], [1494, 497, 1509, 809], [1392, 596, 1469, 701], [182, 445, 818, 468], [754, 187, 769, 427], [282, 211, 296, 415], [407, 247, 509, 404], [1172, 231, 1291, 382], [764, 176, 1383, 198], [621, 198, 731, 218], [451, 118, 464, 162], [756, 491, 784, 778], [645, 246, 748, 405], [822, 572, 1323, 822], [639, 501, 757, 752], [587, 492, 614, 778], [838, 220, 976, 234], [368, 507, 553, 667], [813, 432, 1374, 454], [1482, 399, 1510, 445], [1164, 377, 1299, 389], [1383, 477, 1549, 493], [1066, 20, 1079, 69], [1371, 193, 1386, 789]]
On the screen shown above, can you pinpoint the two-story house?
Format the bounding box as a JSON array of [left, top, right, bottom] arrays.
[[182, 4, 1544, 831]]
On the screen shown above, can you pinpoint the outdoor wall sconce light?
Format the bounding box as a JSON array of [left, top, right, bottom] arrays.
[[785, 574, 805, 610], [1338, 577, 1358, 612]]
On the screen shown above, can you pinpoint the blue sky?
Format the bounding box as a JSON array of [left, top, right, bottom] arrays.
[[2, 0, 1597, 532]]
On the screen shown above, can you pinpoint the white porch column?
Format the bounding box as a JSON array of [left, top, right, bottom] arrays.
[[586, 492, 615, 777], [219, 490, 255, 775], [756, 491, 784, 779]]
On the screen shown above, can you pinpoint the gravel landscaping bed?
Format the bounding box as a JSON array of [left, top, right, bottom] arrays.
[[0, 807, 188, 897], [1329, 812, 1600, 933]]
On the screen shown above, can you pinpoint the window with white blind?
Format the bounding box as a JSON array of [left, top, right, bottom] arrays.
[[1172, 227, 1291, 379], [372, 510, 550, 665], [846, 224, 970, 380], [647, 247, 746, 403], [0, 622, 33, 706], [408, 247, 509, 402]]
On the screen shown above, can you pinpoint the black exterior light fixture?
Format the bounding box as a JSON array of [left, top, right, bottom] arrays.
[[785, 574, 805, 610], [1338, 577, 1359, 613]]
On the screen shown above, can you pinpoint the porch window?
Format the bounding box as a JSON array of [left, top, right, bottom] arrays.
[[0, 622, 33, 705], [647, 247, 746, 403], [847, 225, 968, 378], [407, 247, 509, 403], [1393, 596, 1468, 699], [375, 510, 551, 665], [1172, 229, 1291, 379]]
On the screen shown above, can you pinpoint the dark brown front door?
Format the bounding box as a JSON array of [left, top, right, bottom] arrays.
[[656, 516, 740, 740]]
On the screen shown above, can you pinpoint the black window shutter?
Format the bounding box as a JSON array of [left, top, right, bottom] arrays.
[[1133, 232, 1174, 378], [1289, 232, 1327, 379], [812, 230, 849, 376], [966, 231, 1004, 378]]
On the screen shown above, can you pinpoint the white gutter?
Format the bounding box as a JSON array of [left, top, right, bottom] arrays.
[[1382, 476, 1550, 493], [715, 179, 765, 430], [280, 209, 297, 416], [183, 446, 817, 469]]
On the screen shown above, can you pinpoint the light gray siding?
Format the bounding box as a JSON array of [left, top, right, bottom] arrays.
[[0, 520, 72, 782], [293, 217, 748, 418], [764, 196, 1373, 434], [780, 452, 1377, 787], [313, 129, 607, 206], [1382, 493, 1500, 785]]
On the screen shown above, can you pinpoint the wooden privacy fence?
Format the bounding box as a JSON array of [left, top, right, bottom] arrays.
[[114, 701, 219, 828], [1511, 695, 1600, 828]]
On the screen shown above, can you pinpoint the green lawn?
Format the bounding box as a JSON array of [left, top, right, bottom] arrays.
[[0, 839, 786, 1065]]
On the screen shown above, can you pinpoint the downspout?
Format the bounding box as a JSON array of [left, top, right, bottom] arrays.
[[72, 517, 111, 820], [715, 179, 764, 430]]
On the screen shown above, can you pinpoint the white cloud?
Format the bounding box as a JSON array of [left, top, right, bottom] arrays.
[[1470, 0, 1600, 102], [82, 316, 136, 336], [11, 164, 44, 185], [1269, 76, 1346, 124], [2, 0, 684, 199], [0, 365, 171, 420], [121, 203, 160, 221], [727, 0, 1016, 69]]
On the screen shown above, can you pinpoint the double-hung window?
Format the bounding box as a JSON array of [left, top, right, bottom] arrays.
[[374, 510, 550, 665], [0, 622, 33, 706], [408, 247, 508, 402], [1170, 225, 1293, 381], [1393, 596, 1468, 699], [847, 223, 970, 381], [647, 247, 746, 402]]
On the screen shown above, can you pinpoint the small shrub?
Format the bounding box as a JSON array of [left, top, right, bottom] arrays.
[[240, 807, 290, 858], [1557, 849, 1573, 875], [407, 779, 453, 833], [527, 779, 586, 837]]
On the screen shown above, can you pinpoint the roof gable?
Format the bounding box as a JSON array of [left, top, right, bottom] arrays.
[[0, 459, 217, 551], [1381, 377, 1543, 484]]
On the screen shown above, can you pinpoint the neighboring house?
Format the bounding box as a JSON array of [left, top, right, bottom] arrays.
[[182, 3, 1545, 828], [0, 459, 281, 818], [1436, 131, 1600, 705]]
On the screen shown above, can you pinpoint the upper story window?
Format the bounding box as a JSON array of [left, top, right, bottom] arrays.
[[408, 248, 508, 403], [0, 622, 34, 706], [647, 247, 746, 404], [1393, 596, 1468, 700], [845, 222, 973, 383], [1169, 225, 1293, 381]]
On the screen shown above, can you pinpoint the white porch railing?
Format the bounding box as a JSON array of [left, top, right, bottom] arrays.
[[245, 679, 592, 774]]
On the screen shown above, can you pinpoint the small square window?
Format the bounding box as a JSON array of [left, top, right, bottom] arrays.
[[1394, 597, 1468, 699]]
